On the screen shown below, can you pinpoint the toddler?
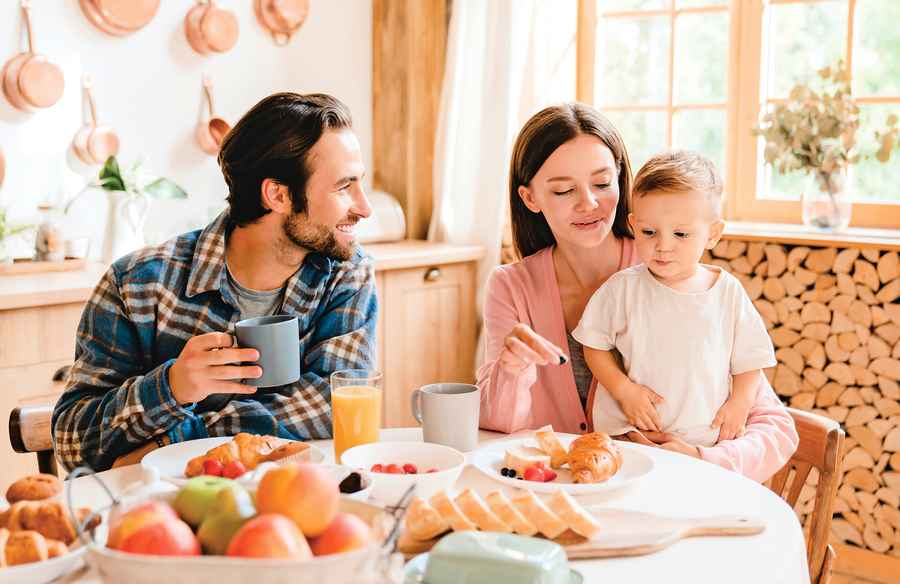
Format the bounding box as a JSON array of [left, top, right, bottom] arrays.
[[573, 150, 775, 447]]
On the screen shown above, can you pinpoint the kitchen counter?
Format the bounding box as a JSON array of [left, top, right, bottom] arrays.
[[0, 240, 485, 311]]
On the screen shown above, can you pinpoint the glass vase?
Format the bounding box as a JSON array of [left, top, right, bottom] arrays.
[[801, 169, 852, 232]]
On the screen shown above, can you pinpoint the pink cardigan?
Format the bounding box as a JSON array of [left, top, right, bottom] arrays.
[[477, 242, 799, 483]]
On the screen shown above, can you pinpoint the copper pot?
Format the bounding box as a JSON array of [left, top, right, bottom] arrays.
[[195, 76, 231, 155], [2, 1, 64, 112], [81, 0, 159, 36], [184, 1, 239, 55], [71, 75, 120, 166], [255, 0, 309, 46]]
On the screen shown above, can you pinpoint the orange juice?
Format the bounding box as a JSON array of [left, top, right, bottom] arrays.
[[332, 385, 382, 463]]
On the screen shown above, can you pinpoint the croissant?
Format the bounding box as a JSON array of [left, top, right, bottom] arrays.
[[184, 433, 311, 477], [0, 500, 100, 545], [0, 528, 69, 567], [566, 432, 622, 484]]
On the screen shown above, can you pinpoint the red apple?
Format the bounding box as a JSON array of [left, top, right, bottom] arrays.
[[309, 513, 372, 556], [226, 514, 312, 559], [107, 500, 181, 550], [256, 463, 339, 537], [116, 518, 201, 556]]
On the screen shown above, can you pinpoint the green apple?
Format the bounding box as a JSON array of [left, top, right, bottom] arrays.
[[197, 483, 257, 555], [173, 476, 235, 528]]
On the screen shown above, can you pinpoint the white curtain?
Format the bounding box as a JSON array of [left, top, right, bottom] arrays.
[[428, 0, 578, 370]]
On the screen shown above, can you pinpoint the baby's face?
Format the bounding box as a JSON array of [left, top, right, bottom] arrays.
[[629, 189, 723, 284]]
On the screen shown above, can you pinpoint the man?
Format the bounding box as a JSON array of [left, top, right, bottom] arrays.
[[53, 93, 377, 471]]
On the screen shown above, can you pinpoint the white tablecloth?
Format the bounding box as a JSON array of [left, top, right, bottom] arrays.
[[58, 428, 809, 583]]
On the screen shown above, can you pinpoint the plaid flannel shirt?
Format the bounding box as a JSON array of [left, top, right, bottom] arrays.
[[52, 211, 377, 471]]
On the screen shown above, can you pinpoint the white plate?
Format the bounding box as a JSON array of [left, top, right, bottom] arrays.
[[0, 546, 85, 584], [469, 435, 654, 496], [403, 553, 583, 584], [141, 437, 325, 487]]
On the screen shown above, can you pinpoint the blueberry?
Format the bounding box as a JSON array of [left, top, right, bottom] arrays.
[[508, 469, 516, 478], [500, 467, 509, 477]]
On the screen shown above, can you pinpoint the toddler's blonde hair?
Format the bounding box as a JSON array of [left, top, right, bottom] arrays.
[[632, 150, 723, 218]]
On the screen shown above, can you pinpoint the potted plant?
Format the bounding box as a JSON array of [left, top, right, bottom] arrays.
[[754, 61, 899, 231], [66, 156, 187, 261], [0, 207, 33, 264]]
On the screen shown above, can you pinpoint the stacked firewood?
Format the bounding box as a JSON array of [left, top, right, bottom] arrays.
[[704, 241, 900, 558]]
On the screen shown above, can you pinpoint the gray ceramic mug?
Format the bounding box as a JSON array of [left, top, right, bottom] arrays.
[[410, 383, 481, 452], [234, 315, 300, 387]]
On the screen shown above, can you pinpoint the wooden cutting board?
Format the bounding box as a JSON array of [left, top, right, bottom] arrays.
[[398, 509, 765, 559]]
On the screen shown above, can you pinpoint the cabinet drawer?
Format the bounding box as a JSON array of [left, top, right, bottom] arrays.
[[0, 303, 83, 367]]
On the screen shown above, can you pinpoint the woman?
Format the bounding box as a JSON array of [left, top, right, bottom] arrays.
[[477, 103, 798, 482]]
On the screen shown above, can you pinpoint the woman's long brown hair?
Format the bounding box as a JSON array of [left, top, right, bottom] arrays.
[[508, 103, 634, 260]]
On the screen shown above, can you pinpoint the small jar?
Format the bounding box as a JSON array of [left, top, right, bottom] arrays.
[[35, 204, 66, 262]]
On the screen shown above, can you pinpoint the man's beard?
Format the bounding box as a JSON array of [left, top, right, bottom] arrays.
[[282, 212, 357, 261]]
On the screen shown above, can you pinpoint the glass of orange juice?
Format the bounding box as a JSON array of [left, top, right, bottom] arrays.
[[331, 369, 383, 463]]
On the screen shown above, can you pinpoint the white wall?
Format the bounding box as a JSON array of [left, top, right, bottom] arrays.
[[0, 0, 372, 254]]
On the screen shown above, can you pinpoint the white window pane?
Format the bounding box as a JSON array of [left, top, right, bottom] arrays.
[[854, 0, 900, 97], [600, 0, 667, 11], [764, 2, 847, 99], [602, 110, 667, 171], [597, 16, 669, 106], [854, 104, 900, 204], [676, 0, 727, 8], [672, 108, 726, 177], [766, 165, 806, 202], [531, 0, 577, 106], [674, 11, 728, 104]]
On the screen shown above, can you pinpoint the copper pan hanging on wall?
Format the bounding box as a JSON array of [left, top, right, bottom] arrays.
[[2, 1, 65, 112], [195, 76, 231, 155], [254, 0, 309, 46], [0, 148, 6, 189], [71, 75, 120, 166], [81, 0, 159, 36], [185, 0, 239, 55]]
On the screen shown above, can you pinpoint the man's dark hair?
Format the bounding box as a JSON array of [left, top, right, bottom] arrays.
[[218, 93, 353, 227]]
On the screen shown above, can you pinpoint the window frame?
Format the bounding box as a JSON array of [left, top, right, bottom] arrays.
[[577, 0, 900, 229]]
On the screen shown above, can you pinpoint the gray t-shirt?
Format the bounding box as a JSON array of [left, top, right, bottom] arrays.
[[224, 265, 285, 320], [567, 331, 592, 409]]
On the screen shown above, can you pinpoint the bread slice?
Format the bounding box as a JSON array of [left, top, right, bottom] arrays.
[[546, 490, 602, 539], [430, 490, 477, 532], [485, 491, 538, 536], [454, 489, 512, 533], [503, 446, 550, 476], [511, 490, 567, 539], [534, 425, 568, 469], [405, 497, 450, 541]]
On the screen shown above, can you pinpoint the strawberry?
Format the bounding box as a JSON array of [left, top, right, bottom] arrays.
[[543, 469, 558, 482], [222, 460, 246, 479], [385, 464, 403, 474], [202, 458, 224, 477], [402, 463, 418, 474], [523, 466, 545, 482], [426, 468, 439, 473], [370, 463, 384, 472]]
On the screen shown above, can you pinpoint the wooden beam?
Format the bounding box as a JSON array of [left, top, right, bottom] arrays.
[[372, 0, 448, 240], [833, 543, 900, 584], [576, 0, 596, 104]]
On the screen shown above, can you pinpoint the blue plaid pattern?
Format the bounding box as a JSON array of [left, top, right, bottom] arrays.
[[52, 211, 377, 471]]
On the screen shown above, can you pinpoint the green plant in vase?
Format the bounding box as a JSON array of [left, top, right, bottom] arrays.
[[753, 61, 899, 230]]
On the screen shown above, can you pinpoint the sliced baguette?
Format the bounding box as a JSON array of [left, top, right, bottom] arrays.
[[454, 489, 512, 533], [511, 490, 567, 539], [546, 490, 602, 539], [430, 490, 477, 532], [485, 491, 538, 536], [405, 497, 450, 541], [534, 425, 568, 469]]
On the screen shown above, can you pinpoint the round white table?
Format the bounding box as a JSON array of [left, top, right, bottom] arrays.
[[59, 428, 809, 583]]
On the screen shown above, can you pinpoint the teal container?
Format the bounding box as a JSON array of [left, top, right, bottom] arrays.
[[422, 531, 581, 584]]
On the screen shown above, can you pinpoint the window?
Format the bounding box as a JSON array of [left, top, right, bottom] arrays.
[[578, 0, 900, 229]]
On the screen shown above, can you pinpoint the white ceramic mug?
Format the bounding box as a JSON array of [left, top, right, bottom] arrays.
[[410, 383, 480, 452]]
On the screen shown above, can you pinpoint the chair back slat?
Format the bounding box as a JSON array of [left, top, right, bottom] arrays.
[[770, 408, 844, 584]]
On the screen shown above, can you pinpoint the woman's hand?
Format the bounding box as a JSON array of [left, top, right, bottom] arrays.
[[498, 323, 566, 376], [618, 430, 701, 459]]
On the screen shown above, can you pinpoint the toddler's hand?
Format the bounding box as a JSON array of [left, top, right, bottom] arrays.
[[711, 394, 754, 442], [613, 382, 664, 432]]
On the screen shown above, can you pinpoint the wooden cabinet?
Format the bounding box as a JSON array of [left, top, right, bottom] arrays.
[[0, 242, 483, 492], [380, 261, 477, 427]]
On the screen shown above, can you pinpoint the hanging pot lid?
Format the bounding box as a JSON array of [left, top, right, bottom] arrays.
[[93, 0, 159, 32], [184, 2, 211, 55], [201, 3, 239, 53], [2, 54, 32, 111], [17, 55, 64, 108], [80, 0, 130, 36]]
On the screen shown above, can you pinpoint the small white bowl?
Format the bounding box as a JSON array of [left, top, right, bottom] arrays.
[[339, 442, 466, 504]]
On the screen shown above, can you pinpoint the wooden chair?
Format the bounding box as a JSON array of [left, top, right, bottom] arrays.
[[767, 407, 845, 584], [9, 404, 58, 476]]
